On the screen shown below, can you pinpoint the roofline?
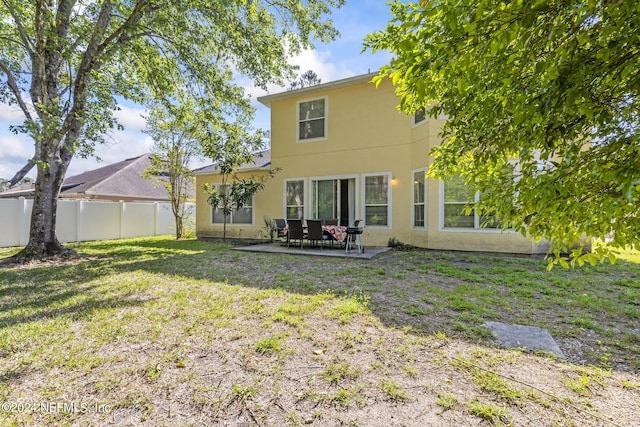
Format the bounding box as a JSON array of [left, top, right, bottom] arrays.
[[96, 153, 149, 189], [192, 165, 272, 176], [257, 71, 379, 107], [60, 191, 169, 201]]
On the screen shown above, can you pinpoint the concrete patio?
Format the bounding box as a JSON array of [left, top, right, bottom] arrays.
[[232, 241, 392, 259]]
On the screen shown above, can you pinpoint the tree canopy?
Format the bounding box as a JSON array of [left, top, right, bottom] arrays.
[[288, 69, 322, 90], [366, 0, 640, 266], [0, 0, 343, 259]]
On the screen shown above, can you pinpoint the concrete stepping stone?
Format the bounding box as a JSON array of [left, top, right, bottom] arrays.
[[485, 321, 565, 358]]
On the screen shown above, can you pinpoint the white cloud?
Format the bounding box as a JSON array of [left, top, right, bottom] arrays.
[[0, 133, 31, 159], [114, 104, 148, 130], [0, 132, 34, 180], [0, 103, 30, 123], [243, 47, 356, 101]]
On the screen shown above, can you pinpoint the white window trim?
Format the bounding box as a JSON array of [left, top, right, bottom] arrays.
[[309, 173, 360, 222], [411, 167, 428, 229], [209, 184, 255, 226], [296, 96, 328, 143], [283, 177, 307, 220], [361, 172, 392, 228]]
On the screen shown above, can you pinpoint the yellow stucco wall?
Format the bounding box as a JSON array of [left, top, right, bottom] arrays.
[[195, 74, 545, 254]]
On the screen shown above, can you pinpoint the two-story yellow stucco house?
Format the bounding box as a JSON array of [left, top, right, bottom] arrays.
[[194, 72, 549, 254]]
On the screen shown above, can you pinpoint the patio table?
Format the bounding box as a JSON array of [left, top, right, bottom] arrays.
[[282, 224, 348, 244], [322, 225, 347, 243]]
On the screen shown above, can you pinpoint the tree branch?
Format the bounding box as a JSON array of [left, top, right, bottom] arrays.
[[63, 0, 152, 142], [0, 59, 35, 123], [9, 158, 35, 186]]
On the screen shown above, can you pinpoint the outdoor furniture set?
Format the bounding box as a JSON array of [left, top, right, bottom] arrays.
[[279, 219, 364, 253]]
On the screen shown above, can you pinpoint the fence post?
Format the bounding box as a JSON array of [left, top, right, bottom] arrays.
[[119, 201, 125, 239], [18, 197, 27, 246], [76, 200, 83, 242], [154, 202, 160, 236]]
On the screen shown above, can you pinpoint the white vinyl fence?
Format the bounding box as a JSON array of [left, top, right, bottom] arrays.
[[0, 198, 195, 248]]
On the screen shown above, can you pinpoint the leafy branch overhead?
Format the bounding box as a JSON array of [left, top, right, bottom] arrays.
[[366, 0, 640, 266]]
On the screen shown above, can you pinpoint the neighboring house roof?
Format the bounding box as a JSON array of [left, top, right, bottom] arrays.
[[0, 182, 35, 199], [257, 72, 378, 107], [192, 149, 271, 176], [60, 153, 169, 201], [0, 153, 179, 201]]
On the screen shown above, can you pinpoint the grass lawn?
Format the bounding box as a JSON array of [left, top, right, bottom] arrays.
[[0, 237, 638, 426]]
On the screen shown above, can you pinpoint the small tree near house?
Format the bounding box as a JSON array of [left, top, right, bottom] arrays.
[[203, 125, 278, 241], [144, 101, 201, 239]]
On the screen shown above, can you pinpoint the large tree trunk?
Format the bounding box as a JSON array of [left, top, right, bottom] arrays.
[[12, 147, 74, 262]]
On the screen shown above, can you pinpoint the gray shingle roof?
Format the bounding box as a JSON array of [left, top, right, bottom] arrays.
[[60, 153, 169, 201]]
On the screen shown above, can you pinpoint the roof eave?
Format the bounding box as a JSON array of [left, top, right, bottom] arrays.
[[257, 71, 379, 107], [193, 165, 272, 176]]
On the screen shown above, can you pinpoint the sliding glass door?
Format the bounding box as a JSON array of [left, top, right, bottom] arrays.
[[311, 178, 356, 225]]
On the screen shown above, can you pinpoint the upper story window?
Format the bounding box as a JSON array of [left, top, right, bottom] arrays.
[[413, 107, 426, 126], [298, 97, 327, 141]]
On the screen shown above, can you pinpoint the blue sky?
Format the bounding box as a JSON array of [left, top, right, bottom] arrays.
[[0, 1, 396, 181]]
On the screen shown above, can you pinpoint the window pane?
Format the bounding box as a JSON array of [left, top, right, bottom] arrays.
[[299, 118, 325, 140], [315, 180, 336, 220], [480, 214, 501, 229], [286, 180, 304, 220], [286, 206, 304, 220], [414, 204, 425, 227], [414, 107, 426, 124], [444, 204, 474, 228], [286, 181, 303, 205], [233, 207, 252, 224], [413, 171, 424, 203], [444, 173, 474, 203], [365, 175, 388, 204], [366, 206, 388, 226], [299, 99, 325, 120], [212, 208, 228, 224]]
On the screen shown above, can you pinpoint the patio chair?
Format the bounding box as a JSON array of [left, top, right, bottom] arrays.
[[287, 219, 305, 248], [306, 219, 327, 249], [274, 218, 286, 239], [323, 218, 338, 226]]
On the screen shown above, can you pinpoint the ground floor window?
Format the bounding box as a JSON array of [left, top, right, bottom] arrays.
[[312, 179, 338, 220], [364, 173, 390, 226], [210, 184, 253, 225], [412, 169, 426, 228], [285, 179, 305, 220], [442, 173, 500, 229]]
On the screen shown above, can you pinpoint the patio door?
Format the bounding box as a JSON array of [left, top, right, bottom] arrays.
[[312, 178, 355, 226]]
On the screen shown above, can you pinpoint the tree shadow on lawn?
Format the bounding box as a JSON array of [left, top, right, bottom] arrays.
[[2, 238, 639, 373], [114, 240, 639, 371], [0, 256, 156, 329]]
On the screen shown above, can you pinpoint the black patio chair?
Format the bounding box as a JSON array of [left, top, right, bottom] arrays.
[[274, 218, 286, 239], [306, 219, 327, 250], [287, 219, 305, 248]]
